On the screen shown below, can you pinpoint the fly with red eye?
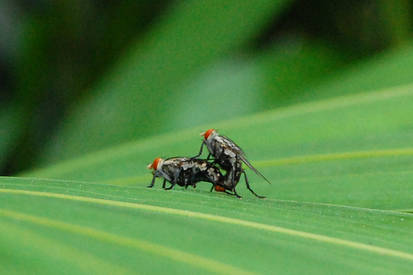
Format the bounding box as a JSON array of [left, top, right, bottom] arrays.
[[146, 129, 270, 198], [191, 129, 269, 198], [147, 157, 225, 191], [146, 156, 247, 198]]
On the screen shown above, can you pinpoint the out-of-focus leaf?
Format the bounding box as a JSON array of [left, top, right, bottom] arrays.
[[11, 61, 413, 273], [160, 39, 346, 132], [0, 106, 22, 169], [296, 43, 413, 103], [26, 81, 413, 210], [377, 0, 411, 46], [39, 0, 292, 164]]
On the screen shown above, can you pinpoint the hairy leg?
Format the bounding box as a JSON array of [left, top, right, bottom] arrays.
[[164, 182, 175, 190], [243, 171, 265, 199], [147, 175, 156, 188], [191, 141, 206, 159]]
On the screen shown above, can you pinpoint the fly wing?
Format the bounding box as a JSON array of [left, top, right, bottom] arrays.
[[219, 135, 244, 155], [220, 135, 271, 184], [239, 154, 272, 184]]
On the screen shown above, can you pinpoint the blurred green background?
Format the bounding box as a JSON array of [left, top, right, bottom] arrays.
[[1, 0, 412, 175]]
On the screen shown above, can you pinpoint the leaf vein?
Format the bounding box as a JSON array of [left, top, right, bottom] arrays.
[[1, 188, 413, 262]]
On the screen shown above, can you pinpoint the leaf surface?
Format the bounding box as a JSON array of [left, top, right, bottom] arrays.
[[39, 0, 292, 164], [1, 177, 413, 274], [26, 82, 413, 210], [10, 54, 413, 274]]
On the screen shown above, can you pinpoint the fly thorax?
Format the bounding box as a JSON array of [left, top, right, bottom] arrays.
[[158, 160, 173, 181]]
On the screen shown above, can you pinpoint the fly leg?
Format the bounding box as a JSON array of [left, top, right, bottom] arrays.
[[191, 141, 206, 159], [164, 182, 175, 190], [147, 175, 156, 188], [185, 177, 192, 189], [162, 179, 167, 189], [231, 188, 242, 199], [243, 170, 265, 199]]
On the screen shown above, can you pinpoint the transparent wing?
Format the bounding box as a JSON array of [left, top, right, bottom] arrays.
[[221, 135, 271, 184]]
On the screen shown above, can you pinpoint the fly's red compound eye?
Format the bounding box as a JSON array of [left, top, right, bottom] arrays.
[[201, 129, 215, 140], [147, 157, 162, 170]]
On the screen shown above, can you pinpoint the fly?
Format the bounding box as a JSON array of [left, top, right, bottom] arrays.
[[147, 157, 224, 191], [147, 156, 248, 198], [192, 129, 269, 198]]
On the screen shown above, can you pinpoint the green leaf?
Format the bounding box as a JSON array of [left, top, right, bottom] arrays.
[[298, 43, 413, 102], [4, 79, 413, 273], [1, 177, 413, 274], [26, 81, 413, 210], [0, 105, 22, 169], [39, 0, 292, 164], [154, 39, 346, 133]]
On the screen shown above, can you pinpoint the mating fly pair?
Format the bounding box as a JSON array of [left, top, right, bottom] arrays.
[[147, 129, 270, 198]]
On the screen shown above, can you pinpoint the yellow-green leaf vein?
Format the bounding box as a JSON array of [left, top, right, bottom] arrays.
[[2, 188, 413, 262], [0, 207, 253, 275]]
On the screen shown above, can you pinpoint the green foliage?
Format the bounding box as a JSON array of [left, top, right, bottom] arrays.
[[2, 81, 409, 273], [0, 106, 22, 167], [26, 82, 413, 209], [3, 1, 413, 273], [38, 0, 292, 164]]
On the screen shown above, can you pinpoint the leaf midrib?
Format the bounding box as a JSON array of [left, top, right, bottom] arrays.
[[3, 177, 411, 216]]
